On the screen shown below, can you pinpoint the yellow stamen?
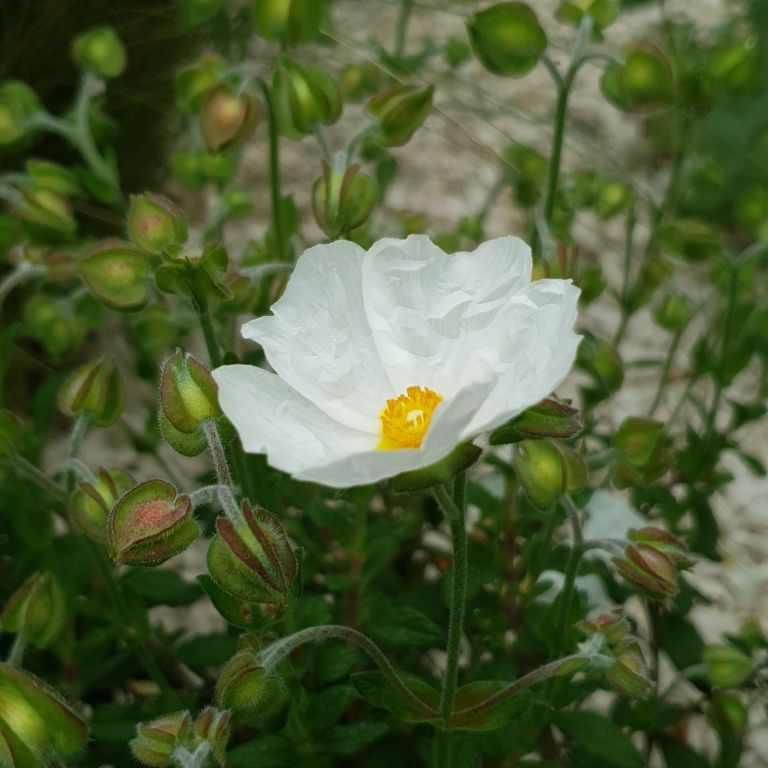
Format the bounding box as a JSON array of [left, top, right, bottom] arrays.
[[378, 385, 443, 450]]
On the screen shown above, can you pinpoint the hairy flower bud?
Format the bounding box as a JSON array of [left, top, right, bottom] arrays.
[[627, 527, 693, 569], [489, 398, 582, 445], [215, 648, 267, 712], [580, 610, 631, 646], [1, 572, 66, 649], [108, 479, 199, 566], [703, 644, 753, 689], [78, 242, 150, 311], [366, 84, 435, 148], [312, 162, 377, 239], [58, 357, 124, 427], [0, 80, 40, 147], [130, 711, 192, 767], [513, 439, 566, 509], [252, 0, 323, 46], [207, 500, 296, 605], [160, 350, 221, 434], [194, 708, 231, 766], [69, 467, 135, 542], [18, 188, 77, 240], [200, 85, 260, 152], [613, 543, 679, 600], [612, 417, 673, 488], [0, 664, 88, 758], [72, 26, 127, 79], [467, 2, 547, 78], [272, 57, 341, 140], [606, 639, 652, 698], [127, 194, 188, 254]]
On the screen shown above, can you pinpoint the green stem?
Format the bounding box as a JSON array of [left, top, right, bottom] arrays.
[[0, 263, 46, 311], [433, 481, 468, 768], [86, 539, 181, 706], [257, 79, 289, 262], [202, 419, 233, 488], [555, 496, 584, 651], [648, 328, 683, 417], [259, 624, 436, 718], [198, 311, 222, 368], [66, 414, 89, 494], [6, 454, 66, 499], [6, 633, 26, 667], [393, 0, 415, 60]]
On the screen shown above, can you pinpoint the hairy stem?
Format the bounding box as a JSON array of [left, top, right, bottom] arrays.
[[555, 496, 584, 651], [198, 311, 222, 368]]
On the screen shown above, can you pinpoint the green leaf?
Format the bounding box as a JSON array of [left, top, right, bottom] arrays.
[[364, 598, 442, 649], [227, 735, 296, 767], [324, 721, 389, 755], [555, 710, 644, 768], [175, 633, 237, 670], [121, 569, 202, 607], [450, 680, 533, 731], [315, 644, 359, 685], [301, 685, 352, 738], [351, 671, 439, 723]]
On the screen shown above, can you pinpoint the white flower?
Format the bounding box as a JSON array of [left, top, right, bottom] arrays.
[[212, 235, 580, 488]]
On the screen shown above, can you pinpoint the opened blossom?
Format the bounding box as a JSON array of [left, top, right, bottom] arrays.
[[213, 235, 580, 488]]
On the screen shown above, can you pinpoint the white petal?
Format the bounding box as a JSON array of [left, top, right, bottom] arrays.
[[212, 365, 377, 475], [295, 377, 496, 488], [241, 240, 391, 433], [461, 278, 581, 437], [362, 235, 533, 397]]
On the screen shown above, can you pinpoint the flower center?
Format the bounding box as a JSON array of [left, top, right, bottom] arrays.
[[378, 385, 443, 450]]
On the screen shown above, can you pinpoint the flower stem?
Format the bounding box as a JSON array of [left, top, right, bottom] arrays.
[[432, 479, 468, 768], [257, 78, 289, 262], [198, 311, 222, 368], [555, 496, 584, 652], [6, 454, 66, 500], [0, 262, 46, 311], [648, 327, 683, 417], [259, 624, 436, 718], [6, 633, 26, 667], [66, 414, 90, 494], [202, 419, 233, 488], [393, 0, 415, 60]]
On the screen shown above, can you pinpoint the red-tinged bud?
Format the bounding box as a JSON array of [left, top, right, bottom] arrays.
[[613, 543, 679, 600], [130, 711, 192, 767], [312, 162, 377, 239], [127, 194, 187, 254], [0, 664, 88, 758], [272, 57, 341, 140], [467, 2, 547, 78], [580, 610, 631, 646], [160, 350, 221, 433], [78, 241, 150, 311], [200, 85, 260, 152], [606, 639, 652, 698], [69, 466, 135, 542], [367, 84, 434, 148], [490, 398, 582, 445], [207, 500, 296, 605], [1, 571, 66, 649], [193, 707, 231, 765], [628, 527, 693, 569], [612, 417, 673, 489], [72, 26, 126, 79], [703, 644, 753, 689], [58, 357, 124, 427], [108, 479, 199, 566]]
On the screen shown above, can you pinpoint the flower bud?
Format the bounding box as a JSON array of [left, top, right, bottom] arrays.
[[158, 413, 209, 457], [18, 188, 77, 240], [503, 144, 547, 208], [657, 218, 722, 263], [577, 337, 624, 395], [653, 293, 692, 332], [0, 719, 37, 768], [194, 708, 231, 766], [556, 0, 619, 38], [72, 26, 127, 79], [215, 648, 268, 712], [78, 242, 150, 311], [513, 439, 566, 509], [200, 85, 260, 152], [58, 357, 124, 427], [606, 639, 652, 698], [207, 500, 296, 605], [127, 194, 188, 254], [176, 56, 223, 113], [69, 467, 135, 542], [467, 2, 547, 78], [580, 610, 631, 646], [272, 56, 341, 140], [130, 711, 192, 767], [489, 398, 582, 445], [706, 693, 748, 734], [1, 572, 66, 649], [366, 84, 435, 148], [612, 417, 673, 488], [708, 40, 759, 95], [160, 350, 221, 434], [612, 543, 679, 600], [108, 479, 199, 566], [26, 159, 81, 197], [312, 162, 377, 238], [0, 80, 40, 147], [703, 644, 753, 689], [594, 178, 634, 219], [0, 664, 88, 757], [252, 0, 323, 46], [620, 43, 674, 109], [627, 527, 693, 570]]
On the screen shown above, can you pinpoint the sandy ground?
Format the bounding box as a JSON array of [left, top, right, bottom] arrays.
[[62, 0, 768, 763]]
